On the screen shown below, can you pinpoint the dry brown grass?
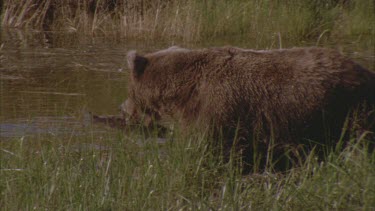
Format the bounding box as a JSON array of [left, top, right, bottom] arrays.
[[1, 0, 374, 43]]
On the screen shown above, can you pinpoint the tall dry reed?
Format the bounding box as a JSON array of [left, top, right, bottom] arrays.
[[1, 0, 374, 43]]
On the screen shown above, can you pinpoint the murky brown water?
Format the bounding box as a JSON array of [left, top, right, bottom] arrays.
[[1, 29, 374, 140]]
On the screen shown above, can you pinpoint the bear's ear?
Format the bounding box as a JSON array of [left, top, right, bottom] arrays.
[[127, 50, 148, 78]]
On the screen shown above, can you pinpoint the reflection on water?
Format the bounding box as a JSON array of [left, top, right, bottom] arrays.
[[0, 115, 88, 138], [0, 30, 136, 139], [0, 29, 374, 140]]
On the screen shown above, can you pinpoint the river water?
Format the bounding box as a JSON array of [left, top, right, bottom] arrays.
[[0, 30, 374, 140]]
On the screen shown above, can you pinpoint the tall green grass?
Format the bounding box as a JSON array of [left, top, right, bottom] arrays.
[[1, 1, 374, 209], [1, 0, 374, 42], [1, 128, 374, 210]]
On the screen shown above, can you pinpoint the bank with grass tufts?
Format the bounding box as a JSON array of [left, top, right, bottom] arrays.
[[1, 0, 374, 42], [1, 128, 375, 210]]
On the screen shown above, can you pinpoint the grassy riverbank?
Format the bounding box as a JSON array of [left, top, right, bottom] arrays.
[[1, 129, 374, 210], [1, 0, 374, 42], [1, 1, 375, 210]]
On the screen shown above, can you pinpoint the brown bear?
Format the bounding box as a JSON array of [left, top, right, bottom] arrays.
[[124, 46, 375, 167]]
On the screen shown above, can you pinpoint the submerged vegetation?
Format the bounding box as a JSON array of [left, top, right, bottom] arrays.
[[1, 0, 374, 43]]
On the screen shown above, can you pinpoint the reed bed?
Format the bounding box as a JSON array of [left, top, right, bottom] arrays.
[[1, 0, 374, 42], [1, 128, 374, 210]]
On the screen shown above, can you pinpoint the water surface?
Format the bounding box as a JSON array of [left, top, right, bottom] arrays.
[[1, 30, 374, 140]]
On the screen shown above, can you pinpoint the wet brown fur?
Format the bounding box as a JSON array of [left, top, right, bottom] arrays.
[[125, 46, 375, 165]]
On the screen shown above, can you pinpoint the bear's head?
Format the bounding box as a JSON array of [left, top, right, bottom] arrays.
[[125, 46, 191, 127]]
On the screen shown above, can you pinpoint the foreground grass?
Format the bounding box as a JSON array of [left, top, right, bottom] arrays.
[[1, 0, 374, 43], [1, 129, 374, 210]]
